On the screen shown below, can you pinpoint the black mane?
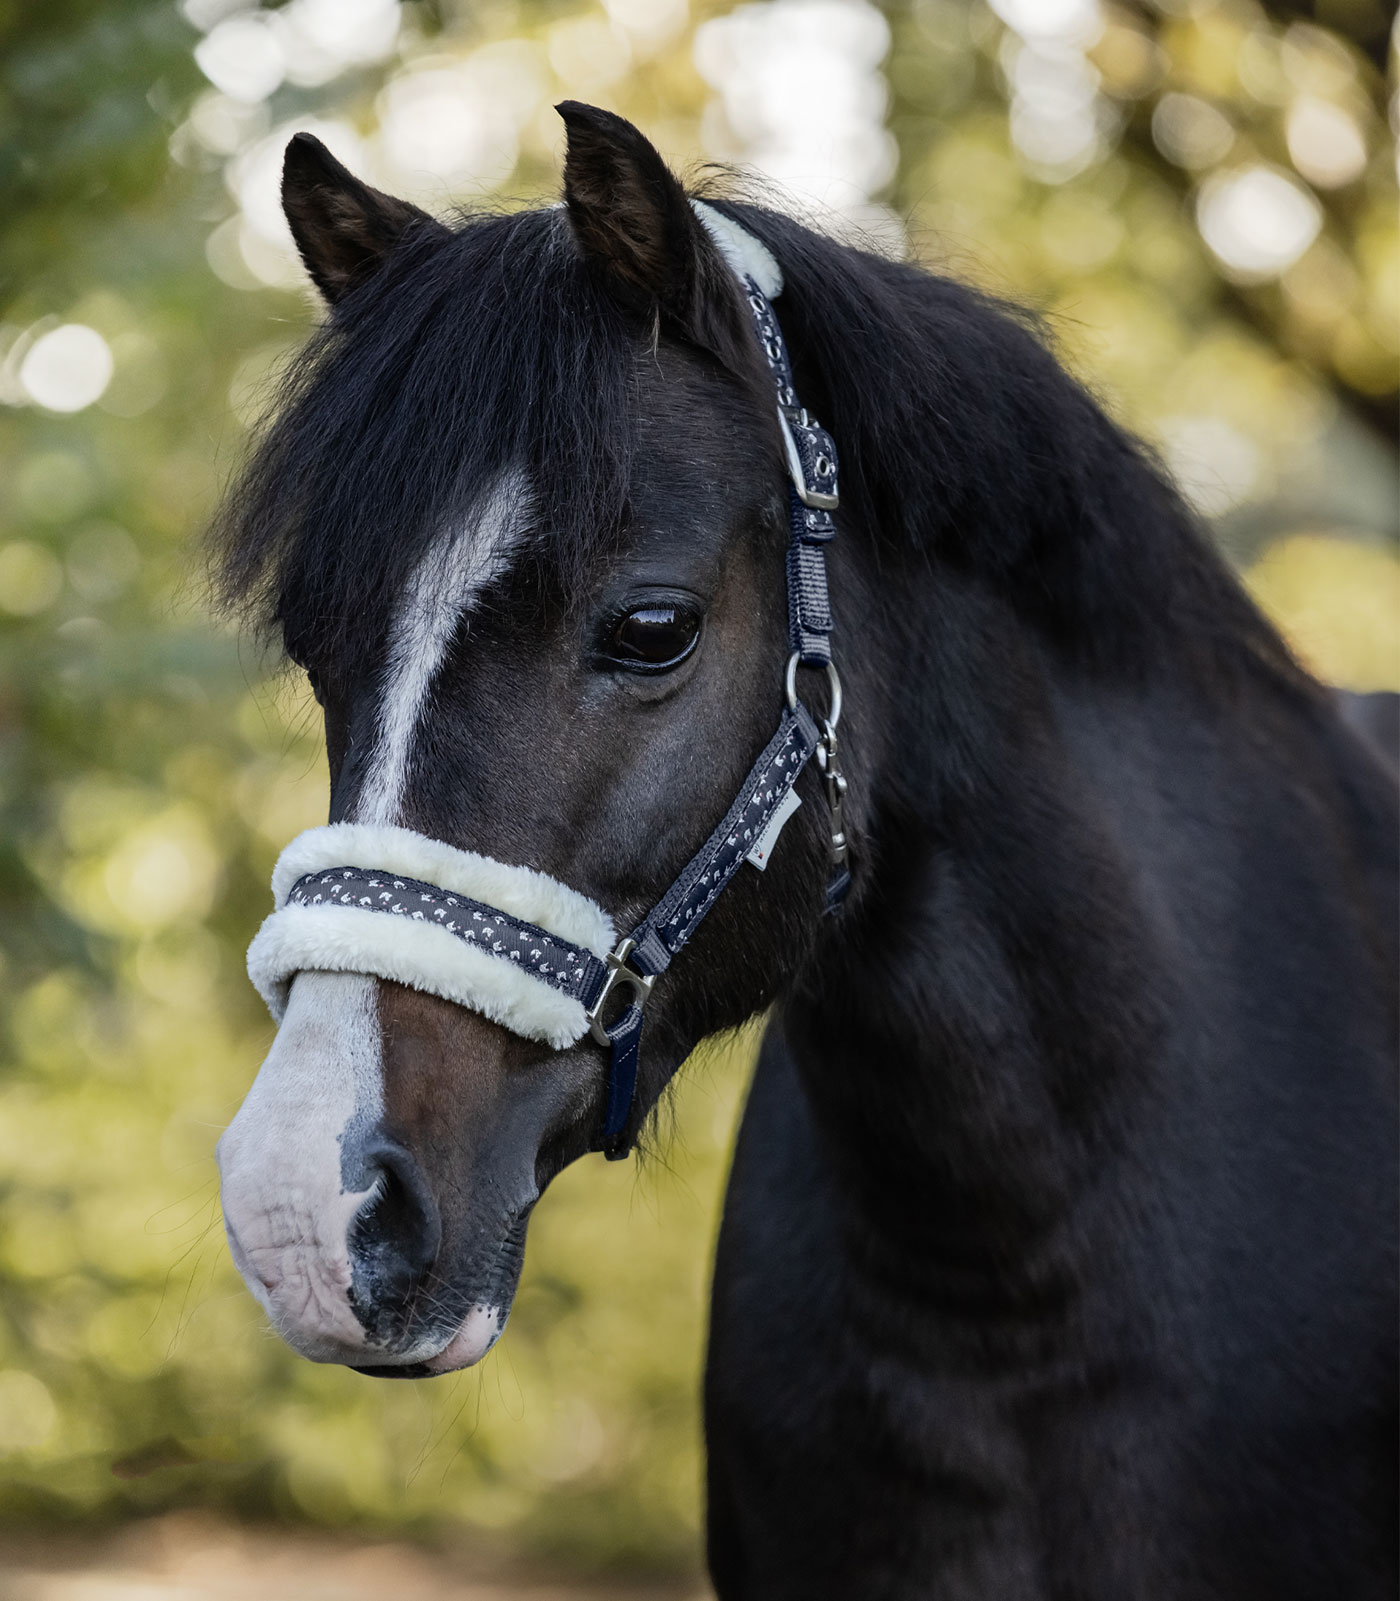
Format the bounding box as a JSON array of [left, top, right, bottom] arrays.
[[213, 192, 1307, 694], [707, 198, 1307, 689]]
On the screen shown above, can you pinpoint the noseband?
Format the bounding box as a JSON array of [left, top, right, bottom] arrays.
[[248, 213, 850, 1159]]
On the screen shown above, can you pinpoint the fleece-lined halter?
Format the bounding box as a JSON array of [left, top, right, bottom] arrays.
[[247, 205, 850, 1158]]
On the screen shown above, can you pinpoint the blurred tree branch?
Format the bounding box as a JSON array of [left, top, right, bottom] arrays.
[[883, 0, 1396, 463]]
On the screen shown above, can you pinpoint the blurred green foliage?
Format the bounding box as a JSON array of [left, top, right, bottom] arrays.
[[0, 0, 1395, 1575]]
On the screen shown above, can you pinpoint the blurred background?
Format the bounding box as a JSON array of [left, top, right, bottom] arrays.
[[0, 0, 1395, 1593]]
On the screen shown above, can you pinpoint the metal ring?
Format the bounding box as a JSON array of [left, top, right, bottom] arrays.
[[785, 653, 842, 730]]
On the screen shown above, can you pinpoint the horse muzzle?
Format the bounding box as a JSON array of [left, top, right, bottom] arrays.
[[216, 970, 522, 1374]]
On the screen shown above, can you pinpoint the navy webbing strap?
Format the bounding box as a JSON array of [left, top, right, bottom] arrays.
[[742, 275, 838, 666], [787, 493, 836, 665], [599, 1001, 645, 1146]]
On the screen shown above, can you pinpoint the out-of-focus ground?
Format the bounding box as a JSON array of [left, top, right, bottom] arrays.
[[0, 1517, 706, 1601]]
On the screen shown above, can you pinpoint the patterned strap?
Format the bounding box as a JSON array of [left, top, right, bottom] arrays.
[[626, 702, 821, 979], [286, 866, 609, 1008], [741, 275, 838, 667]]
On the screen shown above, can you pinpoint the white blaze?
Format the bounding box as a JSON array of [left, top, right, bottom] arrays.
[[355, 470, 529, 826]]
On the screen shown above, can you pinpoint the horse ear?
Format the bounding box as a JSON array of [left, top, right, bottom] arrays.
[[282, 133, 446, 305], [556, 102, 752, 369]]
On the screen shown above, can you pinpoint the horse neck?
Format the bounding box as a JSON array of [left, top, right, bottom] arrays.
[[782, 547, 1245, 1297]]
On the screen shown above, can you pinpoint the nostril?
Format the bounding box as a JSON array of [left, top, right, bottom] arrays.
[[349, 1140, 442, 1306]]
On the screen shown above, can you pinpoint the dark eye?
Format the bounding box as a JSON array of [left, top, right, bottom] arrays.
[[602, 604, 702, 672]]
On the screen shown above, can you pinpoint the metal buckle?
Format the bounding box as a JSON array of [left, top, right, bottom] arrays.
[[586, 937, 656, 1047], [777, 405, 839, 510]]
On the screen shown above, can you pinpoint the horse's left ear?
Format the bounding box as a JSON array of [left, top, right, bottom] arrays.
[[557, 101, 753, 371], [282, 133, 448, 305]]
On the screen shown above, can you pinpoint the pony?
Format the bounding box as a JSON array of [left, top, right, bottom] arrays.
[[211, 104, 1398, 1596]]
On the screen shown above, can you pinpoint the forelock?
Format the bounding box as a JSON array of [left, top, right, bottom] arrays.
[[208, 206, 639, 672]]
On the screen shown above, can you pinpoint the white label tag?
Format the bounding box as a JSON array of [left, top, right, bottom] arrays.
[[745, 788, 802, 872]]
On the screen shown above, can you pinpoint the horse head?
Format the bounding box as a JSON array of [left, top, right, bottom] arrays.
[[214, 106, 854, 1374]]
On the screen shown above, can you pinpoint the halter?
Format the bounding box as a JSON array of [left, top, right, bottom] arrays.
[[248, 217, 850, 1159]]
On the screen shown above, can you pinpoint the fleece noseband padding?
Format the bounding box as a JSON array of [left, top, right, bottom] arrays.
[[247, 824, 616, 1050]]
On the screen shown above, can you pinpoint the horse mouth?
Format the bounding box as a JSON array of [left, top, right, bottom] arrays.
[[351, 1304, 507, 1379], [349, 1216, 527, 1378]]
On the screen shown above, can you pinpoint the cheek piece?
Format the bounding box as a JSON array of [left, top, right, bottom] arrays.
[[246, 204, 850, 1160]]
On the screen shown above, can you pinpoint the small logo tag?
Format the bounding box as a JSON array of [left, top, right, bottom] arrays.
[[746, 789, 802, 872]]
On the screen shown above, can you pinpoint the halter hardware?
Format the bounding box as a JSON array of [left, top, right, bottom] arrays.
[[585, 937, 656, 1047], [785, 654, 842, 726], [817, 722, 850, 874], [778, 406, 840, 510]]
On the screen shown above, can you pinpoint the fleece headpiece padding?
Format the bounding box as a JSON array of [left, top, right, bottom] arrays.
[[247, 824, 616, 1050], [690, 201, 784, 298]]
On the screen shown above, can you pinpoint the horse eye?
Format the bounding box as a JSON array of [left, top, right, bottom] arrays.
[[603, 605, 702, 672]]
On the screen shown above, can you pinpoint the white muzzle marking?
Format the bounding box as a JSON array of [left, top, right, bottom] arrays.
[[217, 970, 386, 1362], [217, 968, 512, 1370]]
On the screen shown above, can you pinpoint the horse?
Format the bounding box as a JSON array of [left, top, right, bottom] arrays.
[[210, 104, 1398, 1596]]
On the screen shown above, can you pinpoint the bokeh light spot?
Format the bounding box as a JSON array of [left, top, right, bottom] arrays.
[[275, 0, 401, 88], [0, 543, 64, 617], [602, 0, 689, 52], [0, 1371, 57, 1454], [1162, 415, 1261, 517], [187, 90, 270, 157], [16, 450, 95, 525], [1248, 535, 1400, 692], [65, 524, 142, 604], [1286, 96, 1368, 189], [100, 813, 222, 933], [695, 0, 895, 213], [990, 0, 1102, 49], [19, 325, 114, 413], [1196, 164, 1323, 281], [548, 17, 633, 93], [194, 12, 285, 103], [1151, 92, 1234, 170], [1039, 189, 1123, 270], [375, 45, 543, 196]]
